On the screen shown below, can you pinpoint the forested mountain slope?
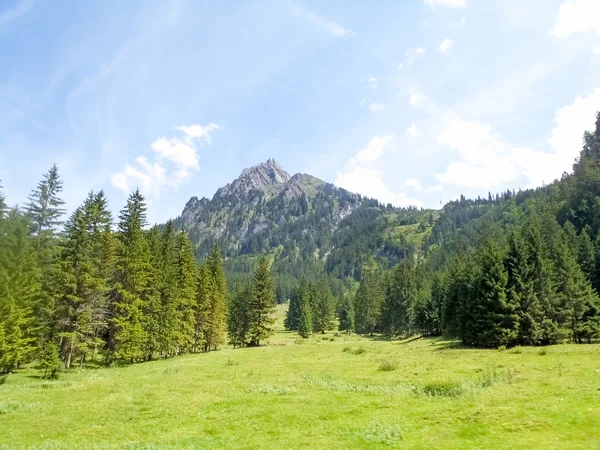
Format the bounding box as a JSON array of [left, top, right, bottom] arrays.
[[173, 158, 435, 299]]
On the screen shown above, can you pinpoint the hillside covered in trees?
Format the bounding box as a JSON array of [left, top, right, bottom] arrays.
[[1, 112, 600, 376]]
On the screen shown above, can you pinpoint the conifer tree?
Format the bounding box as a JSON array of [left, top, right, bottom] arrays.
[[297, 282, 312, 338], [227, 284, 250, 348], [24, 165, 66, 346], [577, 228, 595, 284], [312, 279, 335, 334], [463, 239, 518, 348], [284, 281, 302, 331], [505, 229, 543, 345], [194, 264, 211, 352], [157, 221, 179, 356], [175, 232, 197, 353], [354, 262, 384, 335], [203, 244, 227, 351], [336, 294, 354, 332], [380, 261, 416, 337], [247, 256, 276, 346], [142, 226, 163, 359], [552, 231, 600, 343], [0, 210, 41, 373], [108, 190, 150, 363]]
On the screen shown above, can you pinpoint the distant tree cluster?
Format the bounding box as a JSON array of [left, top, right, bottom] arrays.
[[284, 278, 335, 337]]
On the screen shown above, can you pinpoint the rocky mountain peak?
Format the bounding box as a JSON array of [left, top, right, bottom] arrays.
[[215, 158, 291, 199]]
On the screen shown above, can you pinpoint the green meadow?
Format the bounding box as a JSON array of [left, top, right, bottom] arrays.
[[1, 305, 599, 449]]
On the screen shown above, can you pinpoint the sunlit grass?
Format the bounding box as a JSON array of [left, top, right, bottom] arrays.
[[1, 304, 599, 449]]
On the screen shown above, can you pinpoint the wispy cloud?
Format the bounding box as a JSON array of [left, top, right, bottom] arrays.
[[424, 0, 467, 10], [438, 38, 453, 53], [552, 0, 600, 38], [111, 124, 221, 197], [288, 1, 351, 37], [0, 0, 34, 30], [368, 103, 384, 112]]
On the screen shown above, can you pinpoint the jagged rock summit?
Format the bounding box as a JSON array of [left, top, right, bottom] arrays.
[[175, 158, 363, 257], [215, 158, 292, 200]]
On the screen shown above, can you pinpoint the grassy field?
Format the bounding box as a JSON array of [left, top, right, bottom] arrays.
[[1, 305, 599, 449]]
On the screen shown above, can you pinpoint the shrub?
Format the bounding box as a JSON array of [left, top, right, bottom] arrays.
[[538, 348, 548, 356], [378, 360, 397, 372], [0, 376, 6, 386], [419, 379, 466, 397], [508, 346, 523, 354], [497, 345, 506, 352]]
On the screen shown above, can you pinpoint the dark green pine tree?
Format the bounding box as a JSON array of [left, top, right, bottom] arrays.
[[354, 261, 384, 335], [55, 206, 93, 369], [552, 231, 600, 343], [204, 244, 228, 351], [380, 261, 417, 337], [312, 279, 335, 334], [523, 216, 563, 344], [464, 239, 518, 348], [142, 226, 163, 360], [247, 256, 276, 346], [227, 284, 250, 348], [284, 279, 304, 331], [505, 229, 544, 345], [24, 164, 66, 347], [0, 181, 6, 219], [577, 228, 595, 284], [297, 282, 312, 338], [109, 190, 150, 363], [194, 264, 211, 352], [175, 232, 197, 354], [336, 294, 354, 332], [158, 220, 179, 357], [0, 210, 42, 373]]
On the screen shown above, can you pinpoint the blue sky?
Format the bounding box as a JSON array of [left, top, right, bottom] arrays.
[[1, 0, 600, 223]]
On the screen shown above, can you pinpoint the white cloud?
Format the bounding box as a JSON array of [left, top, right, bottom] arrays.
[[409, 92, 423, 107], [398, 63, 405, 71], [424, 0, 467, 10], [553, 0, 600, 38], [351, 135, 392, 164], [336, 167, 422, 207], [288, 1, 351, 37], [111, 123, 220, 196], [405, 178, 443, 193], [438, 38, 453, 53], [367, 77, 379, 88], [368, 103, 384, 112], [406, 123, 420, 137], [0, 0, 34, 30], [435, 89, 600, 190], [405, 48, 427, 66]]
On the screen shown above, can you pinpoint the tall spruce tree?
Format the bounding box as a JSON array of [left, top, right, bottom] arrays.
[[203, 244, 227, 351], [175, 232, 197, 353], [0, 210, 41, 373], [194, 264, 211, 352], [25, 165, 66, 347], [297, 282, 312, 338], [354, 262, 384, 335], [157, 220, 179, 357], [284, 279, 303, 331], [227, 284, 250, 348], [380, 261, 416, 337], [143, 226, 163, 360], [463, 239, 518, 348], [108, 190, 150, 363], [336, 294, 354, 332], [312, 279, 334, 334], [247, 256, 276, 346]]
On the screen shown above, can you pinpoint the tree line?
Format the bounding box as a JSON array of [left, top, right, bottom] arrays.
[[0, 170, 277, 374]]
